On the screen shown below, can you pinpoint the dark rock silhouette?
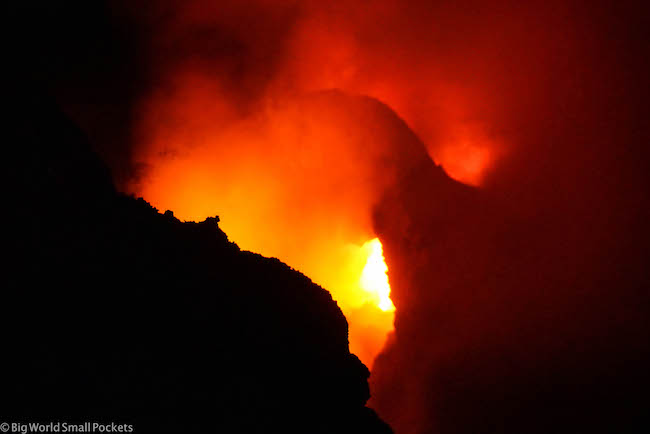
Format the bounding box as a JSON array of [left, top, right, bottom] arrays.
[[4, 89, 392, 434]]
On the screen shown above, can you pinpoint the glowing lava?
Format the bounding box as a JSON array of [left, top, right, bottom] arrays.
[[131, 90, 403, 368], [360, 238, 395, 312]]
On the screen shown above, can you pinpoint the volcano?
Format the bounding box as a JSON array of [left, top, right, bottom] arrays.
[[7, 1, 650, 433]]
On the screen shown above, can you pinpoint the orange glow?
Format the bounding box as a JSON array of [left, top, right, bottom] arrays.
[[125, 0, 515, 368], [131, 85, 399, 367], [437, 137, 495, 186], [440, 144, 490, 185], [275, 5, 503, 186]]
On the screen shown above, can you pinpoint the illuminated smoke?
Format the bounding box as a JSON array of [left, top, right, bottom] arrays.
[[111, 1, 650, 433], [130, 88, 420, 367], [124, 0, 512, 385]]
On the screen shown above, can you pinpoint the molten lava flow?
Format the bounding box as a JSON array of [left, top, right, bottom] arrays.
[[339, 238, 396, 369], [360, 238, 395, 312]]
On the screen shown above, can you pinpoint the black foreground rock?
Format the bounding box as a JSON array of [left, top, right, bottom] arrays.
[[4, 89, 392, 434]]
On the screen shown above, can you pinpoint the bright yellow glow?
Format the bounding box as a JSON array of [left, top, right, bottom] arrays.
[[360, 238, 395, 312]]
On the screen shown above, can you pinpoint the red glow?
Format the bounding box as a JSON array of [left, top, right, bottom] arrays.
[[126, 0, 522, 366]]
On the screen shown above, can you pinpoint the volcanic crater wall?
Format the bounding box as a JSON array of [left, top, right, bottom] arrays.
[[4, 89, 392, 434]]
